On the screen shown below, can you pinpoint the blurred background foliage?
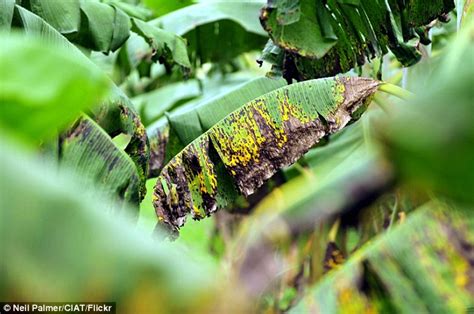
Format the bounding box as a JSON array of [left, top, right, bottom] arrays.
[[0, 0, 473, 313]]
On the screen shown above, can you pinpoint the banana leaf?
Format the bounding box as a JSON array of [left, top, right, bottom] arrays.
[[16, 0, 130, 52], [132, 79, 201, 125], [153, 76, 380, 234], [143, 0, 193, 17], [291, 202, 474, 312], [92, 87, 150, 199], [60, 115, 143, 212], [151, 0, 268, 64], [261, 0, 455, 80], [0, 0, 15, 31], [131, 17, 191, 69]]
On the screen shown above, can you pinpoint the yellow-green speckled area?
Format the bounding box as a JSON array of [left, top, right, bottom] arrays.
[[153, 77, 380, 233]]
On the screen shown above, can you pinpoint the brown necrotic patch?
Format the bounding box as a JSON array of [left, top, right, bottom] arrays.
[[153, 136, 218, 232]]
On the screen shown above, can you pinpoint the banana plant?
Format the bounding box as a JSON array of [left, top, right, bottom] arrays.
[[150, 0, 268, 65]]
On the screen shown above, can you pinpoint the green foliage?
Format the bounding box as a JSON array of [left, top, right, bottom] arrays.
[[379, 20, 474, 204], [146, 75, 286, 177], [0, 33, 110, 144], [15, 0, 131, 53], [151, 0, 268, 65], [60, 116, 144, 212], [131, 17, 191, 68], [1, 0, 473, 312]]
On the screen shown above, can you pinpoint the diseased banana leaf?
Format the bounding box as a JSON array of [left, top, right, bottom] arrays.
[[260, 0, 455, 81], [153, 76, 380, 234], [291, 202, 474, 313], [151, 0, 268, 64], [60, 116, 143, 212], [92, 87, 150, 199]]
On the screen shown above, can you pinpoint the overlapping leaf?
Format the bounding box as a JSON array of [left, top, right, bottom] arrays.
[[146, 76, 287, 177], [379, 19, 474, 204], [15, 0, 130, 52], [60, 115, 143, 213]]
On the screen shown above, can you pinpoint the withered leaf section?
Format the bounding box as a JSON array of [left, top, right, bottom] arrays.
[[60, 115, 143, 215], [153, 77, 380, 234], [260, 0, 455, 81], [291, 203, 474, 312], [92, 88, 150, 199]]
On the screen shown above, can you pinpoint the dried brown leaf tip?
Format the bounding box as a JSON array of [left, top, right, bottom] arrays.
[[153, 77, 380, 234]]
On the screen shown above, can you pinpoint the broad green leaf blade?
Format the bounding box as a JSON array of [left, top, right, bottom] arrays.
[[153, 0, 266, 36], [60, 115, 143, 212], [110, 5, 131, 51], [143, 0, 193, 17], [291, 203, 474, 312], [132, 17, 191, 68], [153, 77, 380, 234], [103, 0, 152, 20], [0, 137, 243, 313], [13, 1, 131, 53], [79, 1, 116, 52], [12, 5, 75, 48], [132, 79, 201, 124], [0, 33, 110, 144], [0, 0, 15, 31], [5, 7, 150, 200], [262, 0, 337, 59], [151, 0, 267, 64], [28, 0, 80, 34]]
